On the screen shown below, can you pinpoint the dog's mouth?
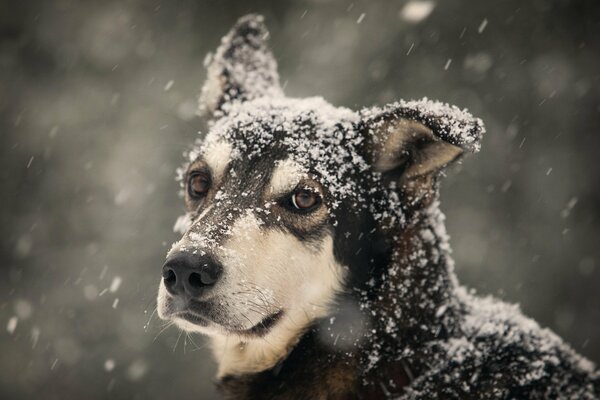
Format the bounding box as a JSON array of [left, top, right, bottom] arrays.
[[172, 310, 211, 327], [234, 309, 284, 337], [165, 298, 284, 337]]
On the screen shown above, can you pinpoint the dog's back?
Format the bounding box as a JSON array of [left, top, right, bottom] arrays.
[[404, 290, 599, 399], [217, 290, 600, 399]]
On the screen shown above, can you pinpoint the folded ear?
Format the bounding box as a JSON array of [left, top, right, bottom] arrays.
[[361, 98, 484, 197], [199, 14, 284, 118]]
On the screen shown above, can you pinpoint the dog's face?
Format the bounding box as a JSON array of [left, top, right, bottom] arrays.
[[156, 15, 483, 365], [158, 98, 363, 338]]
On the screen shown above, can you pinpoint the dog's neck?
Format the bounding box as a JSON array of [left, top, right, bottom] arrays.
[[210, 305, 329, 379], [214, 196, 462, 397], [364, 197, 463, 370]]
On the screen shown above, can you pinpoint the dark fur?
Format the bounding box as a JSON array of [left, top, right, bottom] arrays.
[[167, 15, 600, 399]]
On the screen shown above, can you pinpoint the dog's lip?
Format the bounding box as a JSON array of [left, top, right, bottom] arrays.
[[161, 297, 214, 325], [231, 309, 284, 337], [166, 298, 284, 336], [172, 310, 210, 326]]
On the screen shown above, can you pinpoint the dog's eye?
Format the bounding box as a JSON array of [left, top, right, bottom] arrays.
[[291, 189, 320, 211], [188, 172, 211, 198]]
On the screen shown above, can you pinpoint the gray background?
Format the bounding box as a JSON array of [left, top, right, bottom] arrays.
[[1, 0, 599, 399]]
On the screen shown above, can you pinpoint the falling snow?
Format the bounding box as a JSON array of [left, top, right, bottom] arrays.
[[168, 13, 600, 398], [7, 317, 18, 335], [400, 1, 436, 23]]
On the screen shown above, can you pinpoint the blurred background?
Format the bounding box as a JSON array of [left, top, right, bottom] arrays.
[[1, 0, 599, 398]]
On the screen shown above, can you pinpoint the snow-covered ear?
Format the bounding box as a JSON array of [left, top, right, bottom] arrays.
[[199, 14, 283, 118], [362, 98, 484, 185]]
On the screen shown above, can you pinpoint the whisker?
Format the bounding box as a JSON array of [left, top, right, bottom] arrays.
[[153, 321, 175, 342], [187, 333, 206, 352], [173, 329, 184, 353], [144, 306, 158, 331]]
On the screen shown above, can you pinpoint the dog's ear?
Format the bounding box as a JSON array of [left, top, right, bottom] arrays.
[[199, 14, 283, 118], [361, 99, 484, 198]]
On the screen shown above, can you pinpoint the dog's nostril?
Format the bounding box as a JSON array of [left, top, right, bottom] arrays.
[[200, 268, 220, 286], [188, 272, 204, 289], [163, 268, 176, 284], [162, 252, 223, 297]]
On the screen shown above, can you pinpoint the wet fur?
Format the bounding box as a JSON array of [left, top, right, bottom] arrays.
[[157, 14, 600, 400]]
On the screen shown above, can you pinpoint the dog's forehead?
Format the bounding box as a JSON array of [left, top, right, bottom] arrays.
[[213, 96, 358, 150], [192, 96, 371, 203]]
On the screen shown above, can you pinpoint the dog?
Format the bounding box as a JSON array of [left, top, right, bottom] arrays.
[[157, 14, 600, 399]]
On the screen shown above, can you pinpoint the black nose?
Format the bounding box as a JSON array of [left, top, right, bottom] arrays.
[[162, 252, 223, 298]]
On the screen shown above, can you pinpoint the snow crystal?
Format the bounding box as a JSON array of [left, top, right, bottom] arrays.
[[400, 1, 436, 23], [14, 299, 33, 319], [99, 265, 108, 280], [84, 284, 98, 300], [109, 276, 122, 293], [104, 359, 116, 372], [6, 316, 17, 334], [478, 18, 488, 34], [444, 58, 452, 70], [114, 187, 131, 205], [561, 196, 578, 218], [49, 125, 59, 138], [126, 359, 149, 381], [31, 326, 40, 349], [463, 52, 493, 74], [199, 14, 283, 116]]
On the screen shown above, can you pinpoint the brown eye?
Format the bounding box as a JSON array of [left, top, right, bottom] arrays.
[[291, 189, 320, 211], [188, 172, 211, 198]]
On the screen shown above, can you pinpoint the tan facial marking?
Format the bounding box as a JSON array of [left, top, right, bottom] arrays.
[[268, 158, 306, 197], [203, 140, 233, 181], [374, 120, 462, 177]]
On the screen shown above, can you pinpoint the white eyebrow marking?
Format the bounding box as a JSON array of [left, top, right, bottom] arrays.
[[269, 158, 306, 196], [204, 140, 233, 181]]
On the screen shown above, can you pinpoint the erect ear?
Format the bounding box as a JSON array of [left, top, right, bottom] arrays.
[[199, 14, 283, 118], [361, 98, 484, 196]]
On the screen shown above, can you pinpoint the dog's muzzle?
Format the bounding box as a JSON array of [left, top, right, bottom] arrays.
[[162, 252, 223, 299]]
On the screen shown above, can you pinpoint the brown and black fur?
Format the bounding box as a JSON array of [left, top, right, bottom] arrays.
[[158, 15, 600, 400]]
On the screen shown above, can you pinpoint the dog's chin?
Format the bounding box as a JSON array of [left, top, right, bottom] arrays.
[[172, 309, 285, 339], [158, 294, 284, 338], [172, 311, 218, 334]]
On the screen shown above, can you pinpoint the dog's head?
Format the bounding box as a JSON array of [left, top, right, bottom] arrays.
[[157, 14, 483, 360]]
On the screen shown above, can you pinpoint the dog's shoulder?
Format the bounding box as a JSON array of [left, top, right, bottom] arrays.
[[402, 291, 600, 399]]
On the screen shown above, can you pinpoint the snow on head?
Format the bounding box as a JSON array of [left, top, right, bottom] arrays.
[[194, 96, 369, 212], [199, 14, 283, 117], [360, 97, 485, 153], [191, 13, 484, 226], [183, 94, 485, 231], [163, 14, 600, 398]]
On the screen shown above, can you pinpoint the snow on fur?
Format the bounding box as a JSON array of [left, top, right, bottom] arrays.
[[179, 14, 599, 398], [199, 14, 283, 117], [360, 98, 485, 153]]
